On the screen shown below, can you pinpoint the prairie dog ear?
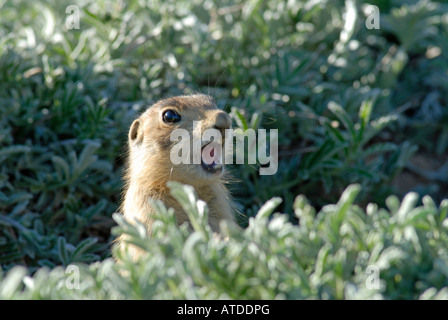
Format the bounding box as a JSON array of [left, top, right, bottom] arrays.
[[129, 119, 143, 144]]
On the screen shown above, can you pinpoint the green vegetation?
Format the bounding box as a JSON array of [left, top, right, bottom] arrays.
[[1, 0, 447, 299], [2, 183, 448, 299]]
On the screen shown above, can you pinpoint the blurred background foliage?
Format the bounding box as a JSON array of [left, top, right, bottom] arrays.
[[0, 0, 447, 271]]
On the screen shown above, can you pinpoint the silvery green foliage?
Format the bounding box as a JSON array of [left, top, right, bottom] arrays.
[[1, 0, 448, 299], [1, 0, 447, 269], [1, 183, 447, 299]]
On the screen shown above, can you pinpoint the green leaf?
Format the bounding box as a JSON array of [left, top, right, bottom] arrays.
[[0, 266, 27, 299], [51, 155, 70, 181], [396, 192, 419, 224], [57, 237, 70, 266], [231, 107, 249, 131], [335, 184, 361, 221], [0, 145, 31, 157], [72, 238, 98, 261], [256, 197, 283, 220], [328, 101, 356, 142], [168, 181, 209, 236], [74, 141, 101, 177], [357, 99, 373, 144], [439, 199, 448, 223]]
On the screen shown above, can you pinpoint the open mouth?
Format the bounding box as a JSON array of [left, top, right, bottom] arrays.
[[201, 141, 223, 174]]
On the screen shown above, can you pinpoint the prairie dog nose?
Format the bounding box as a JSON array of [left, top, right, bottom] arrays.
[[213, 111, 232, 130]]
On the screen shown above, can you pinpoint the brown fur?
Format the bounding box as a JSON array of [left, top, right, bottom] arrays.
[[116, 94, 236, 259]]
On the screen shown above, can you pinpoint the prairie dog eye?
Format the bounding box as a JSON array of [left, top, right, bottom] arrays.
[[162, 110, 181, 123]]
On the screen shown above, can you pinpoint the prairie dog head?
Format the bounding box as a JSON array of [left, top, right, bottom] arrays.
[[127, 94, 232, 187]]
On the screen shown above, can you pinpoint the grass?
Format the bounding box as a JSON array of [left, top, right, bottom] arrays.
[[0, 0, 448, 299]]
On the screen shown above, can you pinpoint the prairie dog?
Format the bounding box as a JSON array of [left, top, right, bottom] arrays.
[[117, 94, 236, 258]]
